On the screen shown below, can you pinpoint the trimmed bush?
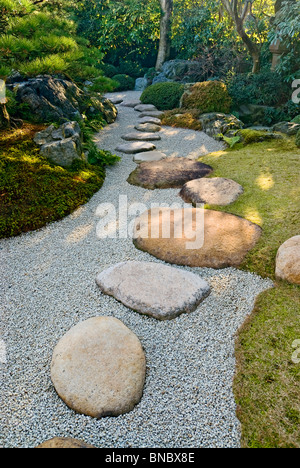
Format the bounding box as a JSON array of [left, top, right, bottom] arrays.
[[296, 129, 300, 148], [181, 81, 232, 114], [112, 74, 135, 91], [161, 108, 202, 131], [141, 82, 184, 111]]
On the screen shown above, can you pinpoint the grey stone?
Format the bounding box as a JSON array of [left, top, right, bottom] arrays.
[[272, 121, 300, 135], [135, 77, 148, 92], [51, 317, 146, 418], [96, 261, 211, 320], [133, 151, 167, 163], [135, 123, 162, 133], [198, 113, 244, 138], [179, 178, 244, 206], [139, 111, 164, 119], [40, 138, 83, 167], [138, 116, 162, 125], [121, 100, 141, 108], [115, 142, 156, 154], [134, 104, 157, 113], [121, 132, 161, 142]]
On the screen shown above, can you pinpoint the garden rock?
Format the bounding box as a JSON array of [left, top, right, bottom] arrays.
[[133, 151, 167, 163], [134, 104, 157, 113], [198, 113, 244, 138], [96, 261, 211, 321], [133, 207, 262, 268], [127, 157, 213, 189], [152, 59, 205, 84], [121, 132, 161, 142], [272, 121, 300, 136], [86, 96, 118, 124], [120, 100, 141, 108], [179, 177, 244, 206], [138, 116, 162, 125], [139, 111, 164, 119], [135, 77, 148, 92], [51, 317, 146, 418], [115, 141, 156, 154], [36, 438, 96, 448], [135, 123, 161, 133], [275, 235, 300, 285]]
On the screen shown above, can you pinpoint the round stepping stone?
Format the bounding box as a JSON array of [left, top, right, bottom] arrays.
[[139, 111, 164, 119], [96, 261, 211, 321], [179, 177, 244, 206], [135, 123, 162, 133], [139, 116, 162, 125], [133, 151, 167, 163], [121, 132, 161, 142], [275, 235, 300, 284], [36, 437, 96, 449], [133, 207, 262, 268], [109, 98, 123, 105], [115, 142, 156, 154], [51, 317, 146, 418], [127, 157, 213, 189], [134, 104, 157, 112], [121, 100, 141, 108]]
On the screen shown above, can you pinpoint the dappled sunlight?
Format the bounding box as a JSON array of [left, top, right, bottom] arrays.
[[255, 172, 275, 191], [243, 206, 263, 226], [65, 223, 93, 244]]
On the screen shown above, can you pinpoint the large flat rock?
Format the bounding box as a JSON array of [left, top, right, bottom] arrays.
[[133, 207, 262, 268], [139, 111, 164, 119], [134, 104, 157, 112], [135, 123, 162, 133], [96, 261, 211, 320], [115, 141, 156, 154], [133, 151, 167, 163], [127, 157, 213, 189], [138, 116, 162, 125], [179, 177, 244, 206], [51, 317, 146, 418], [121, 132, 161, 142]]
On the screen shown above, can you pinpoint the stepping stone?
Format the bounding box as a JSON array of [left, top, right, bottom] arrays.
[[133, 151, 167, 163], [133, 207, 262, 269], [275, 235, 300, 284], [36, 437, 96, 449], [127, 157, 213, 189], [135, 123, 162, 133], [109, 98, 123, 105], [134, 104, 157, 112], [51, 317, 146, 418], [139, 111, 164, 119], [139, 116, 162, 125], [179, 177, 244, 206], [115, 142, 156, 154], [96, 261, 211, 321], [121, 100, 141, 108], [121, 132, 161, 142]]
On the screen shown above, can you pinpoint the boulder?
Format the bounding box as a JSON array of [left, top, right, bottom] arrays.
[[153, 60, 205, 84], [51, 317, 146, 418], [36, 438, 96, 448], [135, 77, 148, 92], [133, 207, 262, 268], [198, 113, 244, 138], [86, 96, 118, 124], [275, 235, 300, 284], [272, 121, 300, 136], [96, 261, 211, 321], [127, 157, 213, 189], [179, 177, 244, 206]]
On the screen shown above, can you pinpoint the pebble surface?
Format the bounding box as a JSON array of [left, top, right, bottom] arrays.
[[0, 91, 273, 448]]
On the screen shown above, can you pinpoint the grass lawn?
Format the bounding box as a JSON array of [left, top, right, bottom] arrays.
[[200, 137, 300, 448], [0, 124, 105, 239]]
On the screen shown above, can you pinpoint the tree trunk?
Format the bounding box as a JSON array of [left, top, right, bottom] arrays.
[[236, 21, 261, 73], [155, 0, 173, 71], [0, 102, 10, 129]]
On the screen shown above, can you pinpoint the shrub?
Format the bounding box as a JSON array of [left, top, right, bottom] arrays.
[[141, 82, 184, 111], [296, 129, 300, 148], [161, 108, 202, 131], [112, 74, 135, 91], [181, 81, 232, 114], [292, 115, 300, 124], [117, 60, 144, 78], [100, 63, 118, 78]]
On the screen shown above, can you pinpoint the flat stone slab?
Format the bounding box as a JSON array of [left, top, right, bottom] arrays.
[[179, 177, 244, 206], [133, 207, 262, 268], [275, 235, 300, 284], [135, 123, 162, 133], [127, 157, 213, 189], [36, 437, 96, 449], [115, 142, 156, 154], [96, 261, 211, 320], [51, 317, 146, 418], [139, 111, 164, 119], [120, 100, 141, 108], [138, 116, 162, 125], [134, 104, 157, 112], [133, 151, 167, 163], [109, 98, 123, 105], [121, 132, 161, 142]]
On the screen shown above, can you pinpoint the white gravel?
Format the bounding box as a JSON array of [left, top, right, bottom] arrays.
[[0, 91, 273, 448]]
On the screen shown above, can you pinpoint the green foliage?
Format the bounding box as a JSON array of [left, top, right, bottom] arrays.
[[223, 134, 241, 148], [227, 71, 290, 108], [292, 115, 300, 124], [141, 82, 184, 111], [238, 129, 281, 145], [296, 129, 300, 148], [161, 108, 203, 131], [88, 76, 118, 94], [112, 74, 135, 91], [181, 81, 232, 114], [117, 60, 145, 78]]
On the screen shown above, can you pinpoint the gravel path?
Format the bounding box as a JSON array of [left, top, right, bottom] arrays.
[[0, 91, 273, 448]]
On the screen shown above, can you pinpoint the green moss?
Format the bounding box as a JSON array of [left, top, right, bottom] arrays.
[[181, 80, 232, 114], [200, 137, 300, 448], [238, 129, 281, 145], [141, 82, 184, 111], [0, 126, 105, 239], [161, 108, 202, 131]]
